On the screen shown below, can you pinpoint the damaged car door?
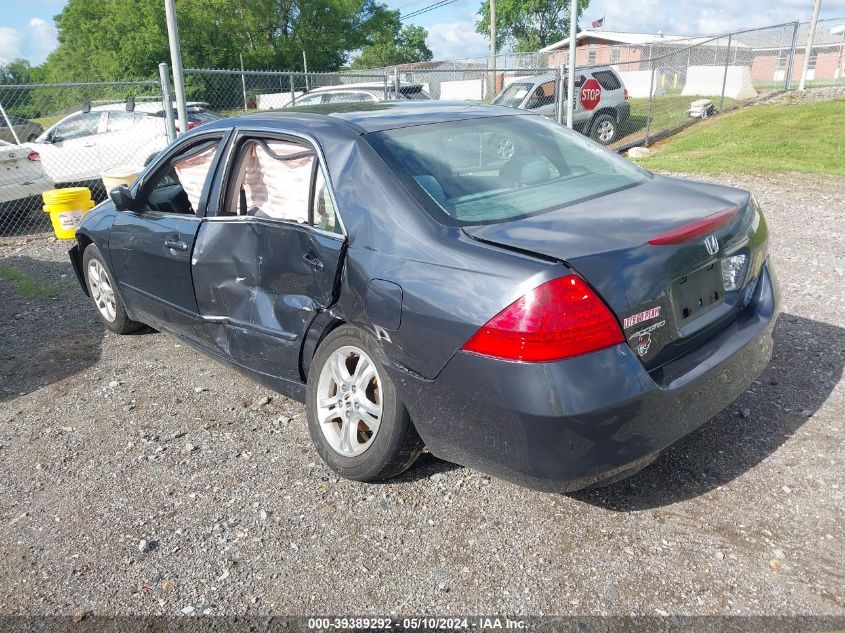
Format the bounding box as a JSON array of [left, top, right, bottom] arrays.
[[108, 133, 227, 342], [191, 133, 346, 384]]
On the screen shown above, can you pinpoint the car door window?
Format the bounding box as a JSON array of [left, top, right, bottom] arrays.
[[139, 139, 220, 215], [106, 111, 145, 133], [324, 92, 372, 103], [295, 94, 324, 106], [225, 140, 314, 222], [51, 113, 102, 142], [313, 168, 342, 234], [526, 81, 556, 109], [220, 137, 343, 234]]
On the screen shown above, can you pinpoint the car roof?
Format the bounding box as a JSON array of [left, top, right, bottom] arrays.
[[205, 101, 531, 134], [308, 82, 423, 94], [511, 66, 620, 85], [91, 101, 208, 114]]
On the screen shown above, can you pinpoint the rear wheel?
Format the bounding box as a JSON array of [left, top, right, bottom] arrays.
[[590, 114, 617, 145], [83, 244, 144, 334], [306, 325, 423, 482]]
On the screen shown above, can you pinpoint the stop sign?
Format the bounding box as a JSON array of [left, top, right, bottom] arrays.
[[579, 78, 602, 110]]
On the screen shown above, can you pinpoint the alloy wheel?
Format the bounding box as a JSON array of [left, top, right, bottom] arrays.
[[597, 120, 615, 143], [88, 259, 117, 323], [316, 345, 383, 457]]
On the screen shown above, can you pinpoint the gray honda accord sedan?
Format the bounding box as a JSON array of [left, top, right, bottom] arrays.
[[69, 102, 779, 492]]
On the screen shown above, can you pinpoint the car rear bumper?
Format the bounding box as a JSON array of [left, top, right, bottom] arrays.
[[0, 174, 53, 206], [387, 262, 780, 492]]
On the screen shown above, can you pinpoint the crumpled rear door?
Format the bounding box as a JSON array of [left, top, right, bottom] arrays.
[[191, 218, 344, 382]]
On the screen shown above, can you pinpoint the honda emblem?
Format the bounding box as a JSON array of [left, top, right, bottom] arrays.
[[704, 235, 719, 256]]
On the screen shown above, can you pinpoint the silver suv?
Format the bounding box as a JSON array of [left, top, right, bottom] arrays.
[[492, 67, 630, 145]]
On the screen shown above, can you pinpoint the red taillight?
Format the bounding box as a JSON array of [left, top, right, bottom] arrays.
[[648, 206, 738, 246], [187, 121, 198, 130], [624, 88, 629, 101], [27, 151, 40, 161], [461, 275, 624, 362]]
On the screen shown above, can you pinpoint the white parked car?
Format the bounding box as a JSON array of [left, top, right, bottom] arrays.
[[25, 101, 218, 186], [0, 140, 53, 210], [290, 82, 431, 106]]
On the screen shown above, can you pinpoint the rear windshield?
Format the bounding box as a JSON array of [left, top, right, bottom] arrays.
[[492, 82, 533, 108], [366, 114, 649, 226]]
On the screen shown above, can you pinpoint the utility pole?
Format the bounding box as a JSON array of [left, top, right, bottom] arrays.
[[799, 0, 822, 91], [489, 0, 496, 99], [566, 0, 578, 128], [164, 0, 188, 135]]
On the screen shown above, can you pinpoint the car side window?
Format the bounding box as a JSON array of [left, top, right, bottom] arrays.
[[592, 70, 622, 91], [138, 139, 221, 216], [223, 139, 315, 223], [221, 137, 342, 233], [526, 81, 556, 109], [313, 168, 342, 234], [295, 94, 324, 106], [51, 113, 102, 142], [106, 111, 145, 133], [324, 92, 373, 103]]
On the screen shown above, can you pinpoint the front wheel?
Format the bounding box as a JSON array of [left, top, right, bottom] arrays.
[[83, 244, 144, 334], [306, 325, 423, 482], [590, 114, 618, 145]]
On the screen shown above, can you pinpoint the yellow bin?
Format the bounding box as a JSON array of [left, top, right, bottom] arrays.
[[42, 187, 95, 239]]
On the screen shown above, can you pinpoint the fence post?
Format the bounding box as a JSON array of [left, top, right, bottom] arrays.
[[784, 21, 800, 91], [719, 34, 732, 110], [393, 67, 400, 100], [240, 54, 248, 111], [289, 73, 296, 106], [556, 57, 565, 125], [383, 73, 388, 100], [158, 63, 177, 143], [645, 58, 656, 147], [164, 0, 189, 135]]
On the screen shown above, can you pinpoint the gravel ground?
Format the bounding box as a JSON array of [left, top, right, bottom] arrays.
[[0, 173, 843, 618], [762, 86, 845, 105]]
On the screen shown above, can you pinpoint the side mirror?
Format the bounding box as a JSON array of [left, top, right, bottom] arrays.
[[109, 184, 135, 211]]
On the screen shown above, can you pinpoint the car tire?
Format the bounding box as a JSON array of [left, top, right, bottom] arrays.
[[306, 324, 424, 482], [589, 114, 617, 145], [82, 244, 145, 335]]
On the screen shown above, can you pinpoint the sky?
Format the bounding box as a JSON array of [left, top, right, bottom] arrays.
[[1, 0, 844, 66]]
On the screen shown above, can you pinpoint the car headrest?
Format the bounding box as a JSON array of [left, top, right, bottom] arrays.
[[413, 175, 446, 206], [499, 155, 551, 187]]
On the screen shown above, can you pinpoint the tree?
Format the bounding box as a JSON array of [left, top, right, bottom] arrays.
[[475, 0, 590, 53], [0, 59, 35, 84], [38, 0, 401, 82], [352, 20, 433, 69]]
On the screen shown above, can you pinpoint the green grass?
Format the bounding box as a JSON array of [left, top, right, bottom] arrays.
[[612, 94, 737, 148], [633, 98, 845, 175], [0, 266, 62, 300]]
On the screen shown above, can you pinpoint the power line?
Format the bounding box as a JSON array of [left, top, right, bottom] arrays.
[[400, 0, 458, 21], [393, 0, 434, 11]]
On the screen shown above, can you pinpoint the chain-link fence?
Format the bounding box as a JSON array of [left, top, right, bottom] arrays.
[[1, 18, 842, 237], [0, 80, 164, 236]]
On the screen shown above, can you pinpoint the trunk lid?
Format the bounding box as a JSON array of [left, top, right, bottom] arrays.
[[462, 175, 769, 369], [0, 145, 45, 187]]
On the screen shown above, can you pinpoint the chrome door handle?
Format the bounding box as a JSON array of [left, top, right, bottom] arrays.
[[164, 238, 188, 251]]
